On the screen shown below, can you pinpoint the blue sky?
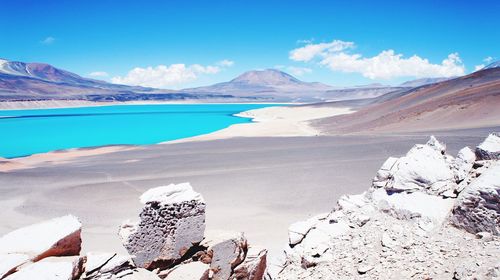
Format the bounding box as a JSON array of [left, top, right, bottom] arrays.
[[0, 0, 498, 88]]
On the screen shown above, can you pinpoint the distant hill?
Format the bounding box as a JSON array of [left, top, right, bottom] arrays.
[[313, 67, 500, 133], [0, 59, 249, 102], [399, 77, 454, 87], [1, 58, 477, 104], [181, 69, 334, 102]]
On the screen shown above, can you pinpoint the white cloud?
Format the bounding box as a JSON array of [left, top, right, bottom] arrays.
[[289, 40, 465, 79], [475, 56, 495, 71], [474, 64, 485, 71], [484, 56, 494, 63], [217, 59, 234, 67], [296, 39, 314, 44], [112, 63, 223, 88], [41, 36, 55, 45], [289, 39, 354, 62], [89, 71, 109, 77]]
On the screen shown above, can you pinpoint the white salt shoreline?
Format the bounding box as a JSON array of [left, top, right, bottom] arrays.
[[166, 105, 354, 143]]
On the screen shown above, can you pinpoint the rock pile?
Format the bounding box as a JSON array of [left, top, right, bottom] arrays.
[[276, 134, 500, 279], [0, 183, 267, 280]]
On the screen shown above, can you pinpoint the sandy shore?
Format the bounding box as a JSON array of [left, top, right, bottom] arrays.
[[169, 105, 354, 143]]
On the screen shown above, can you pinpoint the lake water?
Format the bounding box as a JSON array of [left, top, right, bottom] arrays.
[[0, 104, 280, 158]]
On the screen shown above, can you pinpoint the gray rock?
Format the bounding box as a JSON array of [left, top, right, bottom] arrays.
[[200, 230, 247, 280], [451, 162, 500, 235], [233, 246, 267, 280], [119, 183, 206, 269]]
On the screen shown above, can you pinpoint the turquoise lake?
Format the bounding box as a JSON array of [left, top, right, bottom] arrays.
[[0, 104, 280, 158]]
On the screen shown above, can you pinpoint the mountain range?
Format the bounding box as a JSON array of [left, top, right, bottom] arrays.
[[1, 58, 481, 103]]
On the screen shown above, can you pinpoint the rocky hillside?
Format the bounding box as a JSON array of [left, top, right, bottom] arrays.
[[314, 67, 500, 133], [0, 134, 498, 279]]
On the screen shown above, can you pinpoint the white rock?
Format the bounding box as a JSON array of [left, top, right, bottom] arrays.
[[140, 182, 205, 205], [120, 268, 162, 280], [427, 135, 446, 153], [201, 230, 247, 280], [0, 254, 30, 279], [299, 221, 350, 257], [389, 142, 456, 194], [288, 219, 317, 246], [355, 215, 371, 227], [0, 215, 81, 260], [164, 262, 209, 280], [372, 157, 399, 188], [120, 183, 206, 269], [451, 162, 500, 235], [337, 192, 370, 211], [453, 147, 476, 182], [381, 233, 396, 248], [371, 188, 455, 225], [83, 252, 116, 275], [476, 133, 500, 160], [4, 260, 80, 280], [83, 253, 136, 280]]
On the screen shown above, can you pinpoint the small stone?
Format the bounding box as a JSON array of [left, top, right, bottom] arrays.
[[358, 264, 374, 274], [476, 232, 493, 242], [356, 215, 371, 227]]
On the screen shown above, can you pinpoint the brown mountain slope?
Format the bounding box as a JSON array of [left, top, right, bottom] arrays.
[[313, 68, 500, 133]]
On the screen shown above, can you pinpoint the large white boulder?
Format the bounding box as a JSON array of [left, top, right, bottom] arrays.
[[373, 136, 457, 196], [475, 133, 500, 160], [0, 215, 81, 261], [119, 183, 206, 269], [450, 162, 500, 235]]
